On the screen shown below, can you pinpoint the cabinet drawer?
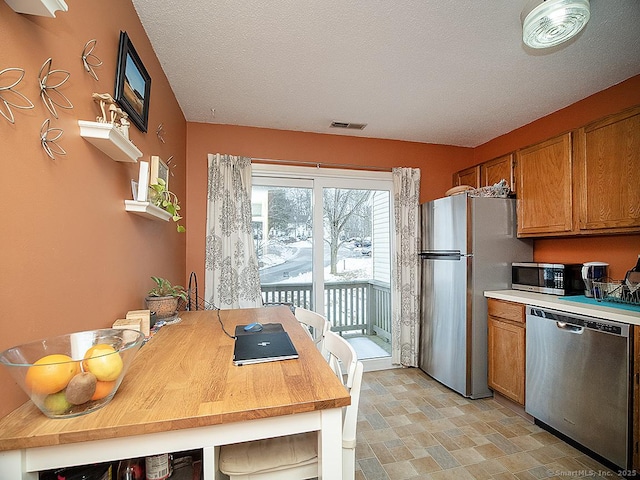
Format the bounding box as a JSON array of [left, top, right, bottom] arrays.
[[488, 299, 525, 323]]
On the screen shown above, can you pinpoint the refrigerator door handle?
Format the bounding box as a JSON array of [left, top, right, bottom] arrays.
[[419, 251, 473, 260]]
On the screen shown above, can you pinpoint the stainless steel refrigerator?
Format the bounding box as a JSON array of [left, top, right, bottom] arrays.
[[419, 194, 532, 398]]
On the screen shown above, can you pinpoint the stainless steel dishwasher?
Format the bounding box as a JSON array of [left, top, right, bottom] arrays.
[[525, 306, 630, 469]]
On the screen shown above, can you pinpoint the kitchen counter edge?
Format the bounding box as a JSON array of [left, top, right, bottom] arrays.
[[484, 290, 640, 325]]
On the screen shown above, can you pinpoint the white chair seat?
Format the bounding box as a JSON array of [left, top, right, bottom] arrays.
[[218, 432, 317, 477]]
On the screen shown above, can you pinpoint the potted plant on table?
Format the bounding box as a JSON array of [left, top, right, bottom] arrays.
[[145, 276, 187, 319]]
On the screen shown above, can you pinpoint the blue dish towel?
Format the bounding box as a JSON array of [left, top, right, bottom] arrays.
[[558, 295, 640, 313]]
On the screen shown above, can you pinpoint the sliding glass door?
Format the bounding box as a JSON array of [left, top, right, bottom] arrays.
[[252, 165, 393, 364]]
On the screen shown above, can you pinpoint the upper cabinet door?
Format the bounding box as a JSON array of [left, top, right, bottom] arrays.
[[576, 106, 640, 233], [453, 165, 480, 188], [481, 153, 515, 193], [516, 133, 573, 237]]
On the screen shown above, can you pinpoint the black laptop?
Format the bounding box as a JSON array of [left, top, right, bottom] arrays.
[[233, 330, 299, 366]]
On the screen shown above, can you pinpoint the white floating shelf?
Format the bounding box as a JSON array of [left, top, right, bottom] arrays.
[[124, 201, 172, 222], [79, 120, 142, 163], [5, 0, 67, 17]]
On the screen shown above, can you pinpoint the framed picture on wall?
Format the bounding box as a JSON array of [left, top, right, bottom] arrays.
[[114, 31, 151, 133], [149, 155, 169, 189]]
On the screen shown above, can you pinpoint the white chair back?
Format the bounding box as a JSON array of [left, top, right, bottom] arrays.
[[294, 307, 330, 352], [323, 331, 363, 460]]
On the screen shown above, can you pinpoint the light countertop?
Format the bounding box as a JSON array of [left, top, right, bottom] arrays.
[[484, 290, 640, 326]]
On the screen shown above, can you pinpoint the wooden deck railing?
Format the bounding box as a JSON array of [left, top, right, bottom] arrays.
[[261, 280, 391, 341]]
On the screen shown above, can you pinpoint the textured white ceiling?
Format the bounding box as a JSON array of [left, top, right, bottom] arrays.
[[131, 0, 640, 147]]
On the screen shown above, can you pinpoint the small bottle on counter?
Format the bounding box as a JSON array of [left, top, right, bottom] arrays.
[[145, 453, 173, 480]]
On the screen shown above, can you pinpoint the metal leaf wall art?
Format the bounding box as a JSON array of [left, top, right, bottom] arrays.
[[40, 118, 66, 159], [81, 39, 103, 81], [166, 155, 176, 178], [0, 67, 35, 124], [39, 58, 73, 118], [156, 123, 166, 143]]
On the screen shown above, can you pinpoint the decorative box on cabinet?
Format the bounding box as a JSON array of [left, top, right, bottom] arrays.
[[516, 133, 573, 237], [481, 153, 515, 192], [487, 298, 526, 405], [453, 165, 480, 188], [78, 121, 142, 163], [575, 105, 640, 235]]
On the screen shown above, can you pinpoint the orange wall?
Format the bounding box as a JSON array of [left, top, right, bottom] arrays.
[[0, 0, 187, 416], [534, 236, 639, 280], [473, 75, 640, 164], [2, 0, 639, 420], [185, 77, 640, 283], [473, 75, 640, 280], [184, 123, 472, 284]]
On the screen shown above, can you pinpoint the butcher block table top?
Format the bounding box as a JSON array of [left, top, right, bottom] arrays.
[[0, 306, 350, 452]]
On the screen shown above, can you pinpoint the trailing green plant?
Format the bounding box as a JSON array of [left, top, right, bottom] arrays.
[[147, 276, 187, 301], [149, 178, 185, 233]]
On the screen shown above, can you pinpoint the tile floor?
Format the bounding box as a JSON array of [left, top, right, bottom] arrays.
[[355, 368, 626, 480]]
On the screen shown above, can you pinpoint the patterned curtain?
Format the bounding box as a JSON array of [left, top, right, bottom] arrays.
[[391, 167, 421, 367], [204, 154, 262, 309]]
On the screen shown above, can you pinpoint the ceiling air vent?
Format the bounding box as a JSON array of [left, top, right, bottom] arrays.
[[330, 121, 367, 130]]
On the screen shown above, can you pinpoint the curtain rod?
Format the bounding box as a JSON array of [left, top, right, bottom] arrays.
[[252, 157, 392, 172]]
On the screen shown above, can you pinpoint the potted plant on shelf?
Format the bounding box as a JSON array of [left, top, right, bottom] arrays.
[[145, 276, 187, 319], [149, 178, 185, 232]]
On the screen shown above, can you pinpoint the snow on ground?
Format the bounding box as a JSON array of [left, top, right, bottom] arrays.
[[258, 240, 373, 282], [282, 256, 373, 283], [258, 241, 301, 269]]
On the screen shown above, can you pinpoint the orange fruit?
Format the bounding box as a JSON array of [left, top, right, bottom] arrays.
[[25, 354, 79, 395], [91, 380, 116, 401], [82, 344, 123, 381]]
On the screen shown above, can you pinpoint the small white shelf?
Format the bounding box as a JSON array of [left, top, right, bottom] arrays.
[[124, 201, 172, 222], [5, 0, 67, 17], [79, 120, 142, 163]]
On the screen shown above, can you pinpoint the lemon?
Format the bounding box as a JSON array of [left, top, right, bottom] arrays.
[[82, 344, 123, 381]]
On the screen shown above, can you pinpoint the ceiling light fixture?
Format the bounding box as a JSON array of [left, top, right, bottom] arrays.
[[521, 0, 590, 49]]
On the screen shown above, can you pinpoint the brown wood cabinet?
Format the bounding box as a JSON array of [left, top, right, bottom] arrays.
[[481, 153, 515, 192], [516, 133, 573, 237], [453, 165, 480, 188], [487, 298, 526, 405], [451, 106, 639, 239], [575, 106, 640, 235]]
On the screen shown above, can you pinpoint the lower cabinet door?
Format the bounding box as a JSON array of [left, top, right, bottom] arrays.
[[488, 317, 525, 405]]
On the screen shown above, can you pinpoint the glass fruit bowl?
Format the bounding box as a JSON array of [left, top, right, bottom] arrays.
[[0, 329, 144, 418]]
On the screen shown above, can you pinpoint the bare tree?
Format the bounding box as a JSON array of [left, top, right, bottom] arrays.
[[323, 189, 371, 274]]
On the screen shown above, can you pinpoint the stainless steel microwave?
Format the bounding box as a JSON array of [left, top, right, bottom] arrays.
[[512, 262, 584, 295]]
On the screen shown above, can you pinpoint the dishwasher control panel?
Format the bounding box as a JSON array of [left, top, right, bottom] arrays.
[[527, 307, 628, 337]]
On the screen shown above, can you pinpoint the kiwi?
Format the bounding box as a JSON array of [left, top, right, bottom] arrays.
[[65, 372, 97, 405]]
